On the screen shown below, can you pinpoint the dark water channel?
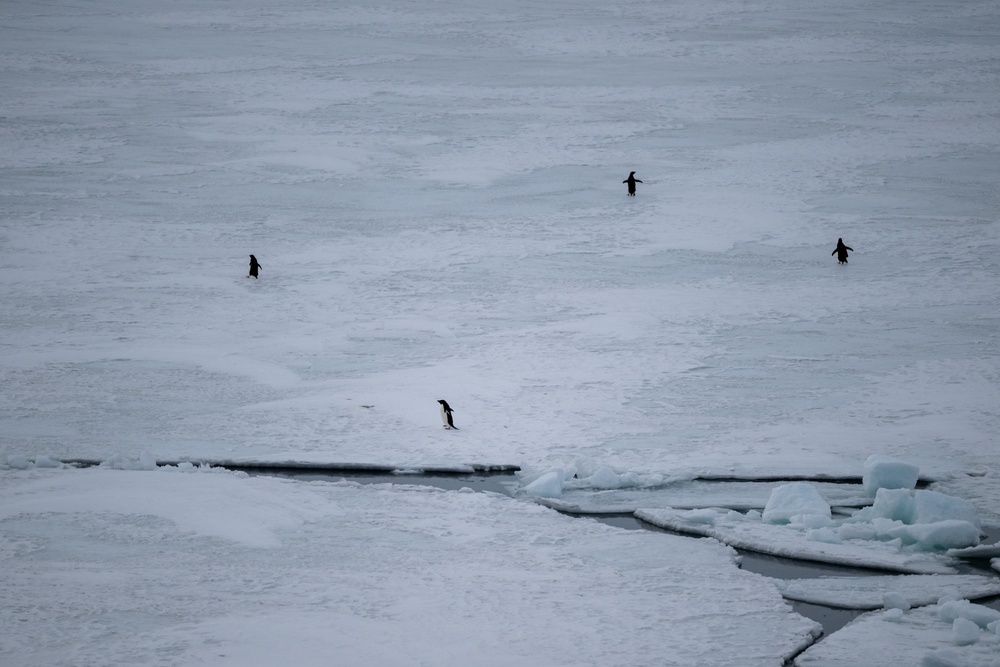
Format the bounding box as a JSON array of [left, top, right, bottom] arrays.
[[240, 467, 1000, 640], [243, 467, 519, 494]]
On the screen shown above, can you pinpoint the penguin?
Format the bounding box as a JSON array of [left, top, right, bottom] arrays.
[[437, 399, 457, 429], [248, 254, 261, 278], [831, 238, 853, 264], [623, 171, 642, 196]]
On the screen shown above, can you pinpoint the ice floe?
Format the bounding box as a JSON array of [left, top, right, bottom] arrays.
[[0, 467, 820, 667], [854, 488, 982, 531], [763, 481, 832, 524], [632, 460, 988, 574], [844, 488, 982, 550], [793, 604, 1000, 666], [775, 575, 1000, 610], [862, 454, 920, 497], [636, 506, 957, 574], [948, 544, 1000, 559], [517, 463, 682, 499], [520, 462, 873, 515]]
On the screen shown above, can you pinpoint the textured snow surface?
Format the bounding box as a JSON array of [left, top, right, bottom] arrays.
[[794, 605, 1000, 667], [2, 0, 999, 491], [0, 468, 818, 667], [2, 0, 1000, 663]]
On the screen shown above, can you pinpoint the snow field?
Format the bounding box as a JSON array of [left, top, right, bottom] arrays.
[[2, 0, 1000, 664], [0, 467, 818, 667]]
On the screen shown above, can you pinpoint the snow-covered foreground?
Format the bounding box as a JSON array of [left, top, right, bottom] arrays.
[[795, 604, 1000, 667], [3, 0, 1000, 664], [0, 466, 819, 667]]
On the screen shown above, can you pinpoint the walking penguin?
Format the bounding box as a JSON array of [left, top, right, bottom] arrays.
[[248, 254, 261, 278], [437, 399, 457, 430], [831, 238, 853, 264], [623, 171, 642, 196]]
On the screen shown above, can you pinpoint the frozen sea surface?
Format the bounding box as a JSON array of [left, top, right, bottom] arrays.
[[0, 467, 820, 667], [794, 604, 1000, 667], [2, 0, 998, 486], [2, 0, 999, 664]]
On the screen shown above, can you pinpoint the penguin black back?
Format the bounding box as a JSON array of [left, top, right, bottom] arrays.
[[623, 171, 642, 196], [831, 238, 853, 264], [437, 399, 457, 429], [248, 254, 261, 278]]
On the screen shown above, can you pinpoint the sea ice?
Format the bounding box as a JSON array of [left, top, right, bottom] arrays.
[[5, 455, 33, 470], [101, 451, 158, 471], [518, 464, 684, 498], [0, 468, 820, 667], [912, 491, 982, 530], [884, 520, 980, 551], [883, 593, 911, 611], [519, 469, 565, 498], [636, 507, 954, 574], [947, 544, 1000, 559], [883, 608, 905, 622], [853, 489, 981, 528], [579, 465, 624, 489], [638, 467, 989, 572], [862, 455, 920, 496], [774, 575, 1000, 610], [534, 478, 870, 514], [937, 599, 1000, 630], [32, 456, 61, 468], [806, 527, 842, 544], [763, 482, 832, 524], [950, 617, 981, 646], [3, 0, 1000, 664], [793, 606, 1000, 666], [846, 488, 982, 549], [920, 649, 985, 667]]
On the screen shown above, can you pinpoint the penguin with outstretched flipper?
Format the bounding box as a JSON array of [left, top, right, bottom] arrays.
[[623, 171, 642, 196], [831, 239, 853, 264]]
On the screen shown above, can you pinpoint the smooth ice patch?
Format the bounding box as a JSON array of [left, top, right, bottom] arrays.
[[0, 468, 331, 548]]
